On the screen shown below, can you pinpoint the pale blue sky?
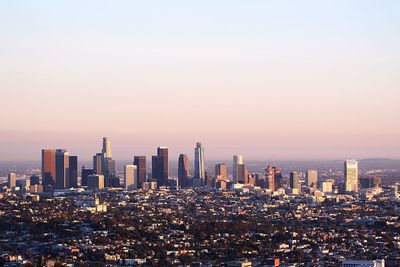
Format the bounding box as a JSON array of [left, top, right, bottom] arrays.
[[0, 1, 399, 160]]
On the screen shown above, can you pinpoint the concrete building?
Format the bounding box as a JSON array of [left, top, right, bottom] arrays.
[[124, 164, 137, 190]]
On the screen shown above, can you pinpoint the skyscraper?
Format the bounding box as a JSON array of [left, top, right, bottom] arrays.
[[178, 154, 190, 188], [233, 155, 243, 183], [55, 149, 69, 189], [102, 137, 112, 158], [42, 149, 56, 188], [134, 156, 146, 186], [345, 160, 359, 193], [152, 147, 169, 186], [8, 173, 16, 189], [290, 171, 301, 193], [274, 168, 283, 189], [265, 166, 281, 191], [124, 164, 137, 190], [105, 158, 116, 177], [237, 164, 247, 184], [215, 163, 227, 180], [194, 142, 205, 183], [307, 170, 318, 189], [68, 156, 78, 188], [93, 153, 103, 175], [81, 167, 95, 187]]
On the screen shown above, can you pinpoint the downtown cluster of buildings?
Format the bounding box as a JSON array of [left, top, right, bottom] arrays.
[[3, 137, 368, 198], [0, 137, 399, 266]]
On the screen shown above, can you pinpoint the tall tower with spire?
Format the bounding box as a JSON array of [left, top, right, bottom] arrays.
[[194, 142, 205, 183], [102, 137, 112, 158]]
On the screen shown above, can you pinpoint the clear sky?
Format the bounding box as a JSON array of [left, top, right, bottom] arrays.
[[1, 1, 399, 161]]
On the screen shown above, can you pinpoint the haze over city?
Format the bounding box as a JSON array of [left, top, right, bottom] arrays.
[[1, 1, 400, 161]]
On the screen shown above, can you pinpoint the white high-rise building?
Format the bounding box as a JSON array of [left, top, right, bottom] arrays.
[[102, 137, 112, 158], [345, 160, 358, 193], [233, 155, 243, 183], [194, 142, 205, 182], [124, 165, 137, 190]]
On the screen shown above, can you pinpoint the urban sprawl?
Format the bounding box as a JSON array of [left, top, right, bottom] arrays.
[[0, 137, 399, 267]]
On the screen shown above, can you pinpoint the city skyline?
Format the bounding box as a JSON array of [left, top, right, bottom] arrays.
[[1, 2, 400, 265], [1, 1, 400, 161]]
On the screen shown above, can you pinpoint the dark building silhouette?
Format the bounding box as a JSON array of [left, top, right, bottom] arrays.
[[237, 164, 247, 183], [42, 149, 56, 188], [360, 176, 381, 189], [68, 156, 78, 188], [30, 175, 40, 186], [178, 154, 190, 188], [152, 147, 169, 186], [81, 167, 95, 187], [93, 153, 103, 175], [105, 158, 116, 178], [274, 170, 283, 189], [55, 149, 69, 189], [134, 156, 146, 186]]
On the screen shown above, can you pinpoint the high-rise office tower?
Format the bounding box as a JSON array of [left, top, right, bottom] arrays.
[[194, 142, 205, 182], [265, 166, 281, 191], [87, 174, 105, 190], [307, 170, 318, 189], [274, 168, 283, 189], [178, 154, 190, 188], [134, 156, 146, 186], [233, 155, 243, 183], [290, 171, 301, 193], [124, 165, 137, 190], [81, 167, 95, 187], [102, 137, 112, 158], [42, 149, 56, 187], [345, 160, 359, 193], [237, 164, 247, 183], [8, 173, 16, 189], [68, 156, 78, 188], [93, 153, 103, 175], [215, 163, 227, 180], [105, 158, 116, 177], [55, 149, 69, 189], [152, 147, 169, 186]]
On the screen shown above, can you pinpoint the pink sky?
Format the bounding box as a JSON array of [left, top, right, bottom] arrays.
[[1, 1, 399, 160]]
